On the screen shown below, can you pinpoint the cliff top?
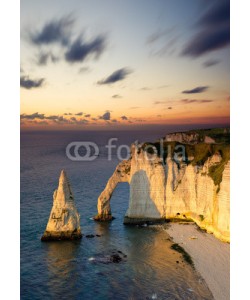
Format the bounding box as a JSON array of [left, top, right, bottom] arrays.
[[140, 128, 230, 187], [165, 127, 230, 144]]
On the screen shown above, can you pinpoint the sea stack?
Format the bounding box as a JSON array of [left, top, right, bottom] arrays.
[[41, 170, 82, 241]]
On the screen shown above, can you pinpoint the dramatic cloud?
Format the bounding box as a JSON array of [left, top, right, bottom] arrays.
[[64, 113, 72, 116], [182, 86, 209, 94], [168, 107, 172, 109], [97, 68, 133, 85], [182, 0, 229, 57], [84, 114, 91, 118], [181, 99, 214, 104], [20, 112, 45, 120], [203, 59, 220, 68], [46, 115, 60, 120], [112, 94, 122, 99], [99, 112, 111, 120], [30, 16, 74, 46], [37, 51, 59, 65], [121, 115, 128, 120], [20, 76, 45, 89], [65, 35, 106, 63], [20, 112, 93, 125], [75, 112, 83, 116], [28, 16, 107, 65], [20, 112, 90, 125]]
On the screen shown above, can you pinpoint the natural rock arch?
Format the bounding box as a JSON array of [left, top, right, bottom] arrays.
[[94, 159, 131, 221]]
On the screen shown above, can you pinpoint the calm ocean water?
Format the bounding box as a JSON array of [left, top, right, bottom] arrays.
[[20, 129, 213, 300]]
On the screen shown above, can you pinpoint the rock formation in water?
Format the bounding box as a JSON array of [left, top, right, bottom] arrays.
[[95, 128, 230, 242], [41, 170, 82, 241]]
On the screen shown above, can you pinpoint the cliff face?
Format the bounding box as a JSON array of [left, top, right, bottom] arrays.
[[41, 170, 82, 241], [95, 129, 230, 242]]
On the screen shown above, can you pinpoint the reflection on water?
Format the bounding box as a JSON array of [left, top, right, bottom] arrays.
[[39, 227, 213, 300], [44, 241, 82, 298], [21, 131, 214, 299]]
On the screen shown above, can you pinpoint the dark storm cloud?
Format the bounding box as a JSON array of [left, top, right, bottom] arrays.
[[64, 113, 72, 116], [65, 35, 107, 63], [97, 68, 133, 85], [203, 59, 220, 68], [30, 16, 74, 46], [84, 114, 91, 118], [182, 0, 229, 57], [99, 112, 111, 120], [75, 112, 83, 116], [121, 116, 128, 120], [182, 86, 209, 94], [20, 76, 45, 89], [181, 99, 214, 104]]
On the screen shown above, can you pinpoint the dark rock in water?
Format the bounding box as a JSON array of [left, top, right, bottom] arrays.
[[88, 250, 127, 264], [95, 234, 102, 237], [86, 234, 95, 238], [110, 254, 122, 263]]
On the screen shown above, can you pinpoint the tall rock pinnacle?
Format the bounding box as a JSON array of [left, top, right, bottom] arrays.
[[41, 170, 82, 241]]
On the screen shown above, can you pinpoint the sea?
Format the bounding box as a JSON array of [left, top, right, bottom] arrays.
[[20, 129, 214, 300]]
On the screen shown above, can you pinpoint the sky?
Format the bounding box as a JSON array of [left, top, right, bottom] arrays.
[[20, 0, 230, 130]]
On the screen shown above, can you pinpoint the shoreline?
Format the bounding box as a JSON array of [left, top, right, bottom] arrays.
[[166, 223, 230, 300]]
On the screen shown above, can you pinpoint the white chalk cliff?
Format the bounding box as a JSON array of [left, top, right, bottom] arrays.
[[42, 170, 82, 240], [96, 130, 230, 242]]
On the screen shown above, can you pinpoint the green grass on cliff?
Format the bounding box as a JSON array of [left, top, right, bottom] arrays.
[[141, 128, 230, 187]]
